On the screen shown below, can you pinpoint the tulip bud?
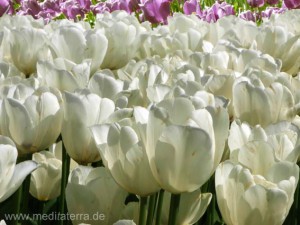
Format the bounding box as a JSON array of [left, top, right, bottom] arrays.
[[30, 151, 62, 201]]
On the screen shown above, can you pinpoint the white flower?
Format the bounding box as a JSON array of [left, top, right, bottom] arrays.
[[0, 87, 63, 155], [215, 160, 299, 225], [0, 135, 37, 202], [30, 151, 62, 201]]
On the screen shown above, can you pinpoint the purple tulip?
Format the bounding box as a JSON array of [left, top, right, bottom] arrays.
[[266, 0, 279, 5], [183, 0, 201, 15], [91, 0, 131, 14], [18, 0, 42, 18], [201, 2, 235, 23], [239, 10, 256, 22], [60, 0, 91, 19], [0, 0, 14, 16], [284, 0, 300, 8], [247, 0, 265, 7], [261, 6, 287, 17], [139, 0, 171, 24]]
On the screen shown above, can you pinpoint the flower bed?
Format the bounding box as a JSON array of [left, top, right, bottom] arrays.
[[0, 6, 300, 225]]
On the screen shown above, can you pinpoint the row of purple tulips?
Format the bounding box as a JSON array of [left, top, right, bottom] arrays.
[[1, 0, 300, 25]]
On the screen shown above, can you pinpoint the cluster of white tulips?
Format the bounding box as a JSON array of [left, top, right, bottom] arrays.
[[0, 8, 300, 225]]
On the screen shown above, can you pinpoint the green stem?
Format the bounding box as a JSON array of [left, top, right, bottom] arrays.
[[295, 170, 300, 225], [167, 194, 181, 225], [22, 174, 31, 215], [58, 138, 71, 225], [37, 201, 45, 225], [155, 190, 165, 225], [138, 196, 148, 225], [146, 193, 158, 225], [11, 186, 22, 225]]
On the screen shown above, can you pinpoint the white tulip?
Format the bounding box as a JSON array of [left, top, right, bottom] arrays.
[[7, 27, 51, 77], [62, 89, 115, 164], [66, 166, 128, 225], [0, 87, 63, 155], [48, 24, 108, 74], [91, 107, 160, 196], [30, 150, 62, 201], [37, 58, 90, 92], [147, 96, 229, 193], [0, 135, 37, 202], [215, 160, 299, 225], [95, 11, 149, 69], [233, 78, 296, 127]]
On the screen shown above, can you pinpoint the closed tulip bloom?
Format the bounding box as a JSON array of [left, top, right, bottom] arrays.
[[62, 89, 115, 164], [7, 27, 51, 77], [215, 160, 299, 225], [0, 220, 6, 225], [140, 0, 171, 24], [49, 25, 108, 74], [147, 96, 229, 193], [66, 166, 128, 225], [0, 87, 63, 155], [233, 79, 296, 127], [30, 150, 62, 201], [247, 0, 265, 7], [229, 120, 300, 163], [284, 0, 300, 8], [0, 135, 37, 202], [91, 107, 161, 196]]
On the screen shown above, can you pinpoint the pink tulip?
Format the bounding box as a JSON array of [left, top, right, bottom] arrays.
[[239, 10, 256, 22], [284, 0, 300, 8], [183, 0, 201, 15], [247, 0, 265, 7], [139, 0, 171, 24], [0, 0, 14, 16]]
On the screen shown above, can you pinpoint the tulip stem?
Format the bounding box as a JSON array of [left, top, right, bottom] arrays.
[[11, 186, 22, 225], [58, 139, 71, 225], [168, 194, 181, 225], [138, 196, 148, 225], [146, 193, 158, 225], [155, 189, 165, 225]]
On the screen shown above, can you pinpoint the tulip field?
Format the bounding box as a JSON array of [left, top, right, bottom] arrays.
[[0, 0, 300, 225]]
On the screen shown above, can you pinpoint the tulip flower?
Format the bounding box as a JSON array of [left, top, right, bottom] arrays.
[[215, 160, 299, 225], [0, 135, 37, 202], [0, 220, 6, 225], [95, 11, 149, 70], [247, 0, 265, 7], [284, 0, 300, 8], [37, 58, 91, 92], [183, 0, 201, 16], [66, 166, 128, 225], [62, 89, 115, 164], [91, 107, 161, 196], [228, 120, 300, 163], [30, 150, 62, 201], [266, 0, 279, 4], [233, 78, 297, 127], [88, 71, 124, 101], [0, 0, 14, 16], [146, 96, 229, 193], [0, 87, 63, 155], [7, 27, 51, 77], [139, 0, 171, 24], [48, 25, 108, 74]]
